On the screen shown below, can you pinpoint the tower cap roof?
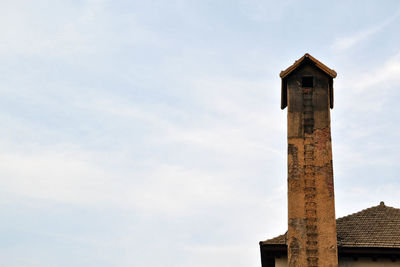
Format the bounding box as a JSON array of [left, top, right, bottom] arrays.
[[280, 53, 337, 79]]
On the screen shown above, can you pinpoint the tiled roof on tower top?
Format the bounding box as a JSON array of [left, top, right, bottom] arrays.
[[280, 53, 337, 79], [260, 202, 400, 248]]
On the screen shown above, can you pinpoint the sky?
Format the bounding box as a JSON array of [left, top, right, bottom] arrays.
[[1, 0, 400, 266]]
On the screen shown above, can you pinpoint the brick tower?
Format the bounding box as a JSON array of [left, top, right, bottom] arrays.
[[280, 54, 338, 267]]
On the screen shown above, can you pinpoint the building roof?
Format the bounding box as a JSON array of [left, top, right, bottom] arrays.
[[260, 202, 400, 249], [279, 53, 337, 79]]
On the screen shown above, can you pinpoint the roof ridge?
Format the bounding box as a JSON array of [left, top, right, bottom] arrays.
[[336, 202, 399, 222], [336, 205, 379, 222], [279, 53, 337, 79]]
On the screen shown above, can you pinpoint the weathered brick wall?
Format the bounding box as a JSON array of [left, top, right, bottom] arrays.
[[276, 257, 400, 266], [286, 64, 338, 267]]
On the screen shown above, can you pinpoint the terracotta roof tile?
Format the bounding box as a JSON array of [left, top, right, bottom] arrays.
[[261, 233, 286, 245], [260, 202, 400, 248]]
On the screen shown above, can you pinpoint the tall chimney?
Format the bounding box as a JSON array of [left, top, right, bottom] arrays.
[[280, 54, 338, 267]]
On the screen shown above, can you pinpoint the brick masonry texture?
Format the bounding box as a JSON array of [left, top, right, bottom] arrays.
[[286, 62, 338, 267]]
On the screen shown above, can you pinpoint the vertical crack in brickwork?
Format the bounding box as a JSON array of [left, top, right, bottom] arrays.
[[303, 88, 318, 267]]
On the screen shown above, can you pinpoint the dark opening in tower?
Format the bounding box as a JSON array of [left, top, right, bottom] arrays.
[[302, 76, 313, 88]]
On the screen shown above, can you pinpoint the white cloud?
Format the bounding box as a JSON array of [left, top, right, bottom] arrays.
[[351, 52, 400, 91], [331, 9, 400, 51], [0, 141, 271, 215], [0, 0, 161, 60], [333, 51, 400, 115]]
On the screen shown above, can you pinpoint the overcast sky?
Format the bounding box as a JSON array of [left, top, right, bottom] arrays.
[[1, 1, 400, 266]]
